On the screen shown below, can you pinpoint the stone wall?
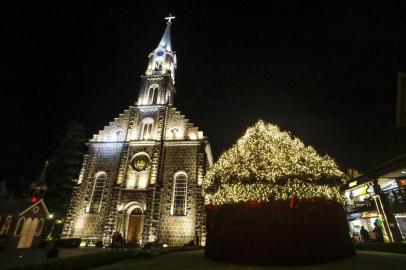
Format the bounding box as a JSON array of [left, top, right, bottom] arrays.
[[158, 144, 200, 245], [62, 101, 211, 246], [63, 142, 124, 240]]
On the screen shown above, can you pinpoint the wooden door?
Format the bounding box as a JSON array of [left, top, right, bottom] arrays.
[[127, 209, 144, 242]]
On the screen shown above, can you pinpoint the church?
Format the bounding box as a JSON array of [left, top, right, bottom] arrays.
[[61, 15, 213, 246]]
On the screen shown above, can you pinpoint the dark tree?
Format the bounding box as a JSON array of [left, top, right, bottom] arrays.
[[45, 121, 87, 218], [0, 181, 10, 198]]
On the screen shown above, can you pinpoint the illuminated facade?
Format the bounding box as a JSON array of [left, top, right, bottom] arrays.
[[62, 16, 213, 246]]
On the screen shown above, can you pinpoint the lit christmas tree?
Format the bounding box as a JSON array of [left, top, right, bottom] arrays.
[[204, 120, 347, 205]]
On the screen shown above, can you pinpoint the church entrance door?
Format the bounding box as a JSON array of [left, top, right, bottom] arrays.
[[127, 208, 144, 243]]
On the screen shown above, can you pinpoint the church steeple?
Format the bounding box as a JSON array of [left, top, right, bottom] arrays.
[[145, 14, 177, 83], [29, 160, 48, 200]]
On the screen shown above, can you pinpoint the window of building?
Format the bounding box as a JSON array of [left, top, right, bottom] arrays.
[[0, 215, 12, 235], [88, 172, 107, 213], [14, 217, 25, 236], [171, 127, 179, 137], [35, 219, 44, 236], [154, 61, 163, 70], [147, 85, 159, 104], [139, 118, 154, 140], [171, 172, 188, 216]]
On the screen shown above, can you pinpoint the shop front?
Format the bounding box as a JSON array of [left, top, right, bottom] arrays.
[[347, 211, 389, 242], [345, 156, 406, 242]]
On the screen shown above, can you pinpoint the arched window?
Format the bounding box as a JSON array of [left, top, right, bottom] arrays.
[[88, 172, 107, 213], [147, 85, 159, 104], [14, 217, 25, 236], [154, 61, 163, 70], [171, 172, 188, 216], [35, 219, 44, 236], [139, 118, 154, 140], [0, 215, 12, 235]]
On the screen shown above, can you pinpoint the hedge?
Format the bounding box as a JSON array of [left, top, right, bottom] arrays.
[[5, 249, 140, 270], [355, 242, 406, 254]]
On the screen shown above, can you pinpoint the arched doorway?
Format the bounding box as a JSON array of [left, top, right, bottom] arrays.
[[127, 207, 144, 243], [17, 218, 38, 248]]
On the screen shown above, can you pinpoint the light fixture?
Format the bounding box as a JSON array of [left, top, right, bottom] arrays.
[[401, 171, 406, 174]]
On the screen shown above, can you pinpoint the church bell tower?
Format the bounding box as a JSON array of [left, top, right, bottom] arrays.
[[137, 14, 177, 106]]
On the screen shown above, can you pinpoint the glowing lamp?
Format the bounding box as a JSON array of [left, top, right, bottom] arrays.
[[31, 197, 39, 203]]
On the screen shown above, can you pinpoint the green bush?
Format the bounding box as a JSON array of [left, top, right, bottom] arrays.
[[5, 249, 139, 270], [355, 242, 406, 254]]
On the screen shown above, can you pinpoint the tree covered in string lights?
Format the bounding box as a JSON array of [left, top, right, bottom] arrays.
[[203, 120, 347, 205]]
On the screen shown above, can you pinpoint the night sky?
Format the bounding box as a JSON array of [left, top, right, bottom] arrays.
[[2, 2, 406, 192]]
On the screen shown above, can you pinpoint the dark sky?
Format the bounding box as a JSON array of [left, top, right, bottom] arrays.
[[1, 1, 406, 191]]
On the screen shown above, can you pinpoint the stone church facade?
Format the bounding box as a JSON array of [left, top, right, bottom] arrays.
[[61, 16, 213, 246]]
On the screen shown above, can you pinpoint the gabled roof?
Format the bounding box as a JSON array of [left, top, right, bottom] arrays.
[[0, 198, 49, 217], [0, 198, 32, 214]]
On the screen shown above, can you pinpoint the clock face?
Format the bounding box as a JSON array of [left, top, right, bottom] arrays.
[[157, 51, 164, 56], [131, 154, 150, 172]]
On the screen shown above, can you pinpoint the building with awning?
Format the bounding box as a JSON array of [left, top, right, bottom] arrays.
[[344, 154, 406, 242]]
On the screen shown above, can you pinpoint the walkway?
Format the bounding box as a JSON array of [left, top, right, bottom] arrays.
[[91, 249, 406, 270]]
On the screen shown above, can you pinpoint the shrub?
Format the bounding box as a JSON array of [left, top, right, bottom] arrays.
[[143, 241, 163, 251]]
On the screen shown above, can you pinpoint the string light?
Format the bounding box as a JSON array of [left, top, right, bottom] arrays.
[[203, 120, 347, 205]]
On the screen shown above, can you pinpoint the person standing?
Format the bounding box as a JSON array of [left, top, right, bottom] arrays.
[[111, 231, 118, 249], [373, 221, 384, 242], [360, 226, 370, 242]]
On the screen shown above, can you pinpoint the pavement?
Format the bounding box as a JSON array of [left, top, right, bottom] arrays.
[[90, 249, 406, 270], [0, 247, 108, 269]]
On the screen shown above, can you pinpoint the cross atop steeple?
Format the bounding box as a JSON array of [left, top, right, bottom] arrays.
[[143, 14, 177, 86], [165, 13, 175, 24]]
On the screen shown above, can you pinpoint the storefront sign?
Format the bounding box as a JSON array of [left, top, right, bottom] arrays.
[[352, 185, 368, 197]]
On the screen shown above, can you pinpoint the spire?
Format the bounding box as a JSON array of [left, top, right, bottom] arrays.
[[145, 14, 177, 83], [158, 14, 175, 52], [30, 160, 48, 199]]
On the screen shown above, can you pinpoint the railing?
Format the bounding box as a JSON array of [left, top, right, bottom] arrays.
[[346, 197, 375, 213], [382, 186, 406, 205]]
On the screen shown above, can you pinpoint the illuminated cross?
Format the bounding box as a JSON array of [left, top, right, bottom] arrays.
[[165, 13, 175, 23]]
